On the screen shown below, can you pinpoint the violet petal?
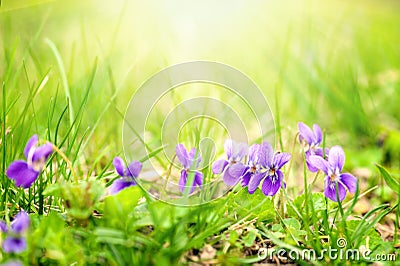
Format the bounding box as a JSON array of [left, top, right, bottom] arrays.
[[313, 147, 324, 157], [1, 260, 24, 266], [313, 124, 323, 144], [233, 142, 248, 161], [6, 160, 39, 188], [11, 211, 30, 233], [224, 139, 233, 160], [179, 171, 198, 194], [23, 135, 38, 159], [187, 147, 201, 168], [259, 142, 274, 168], [306, 157, 320, 172], [273, 152, 291, 169], [248, 144, 261, 164], [248, 172, 265, 194], [241, 170, 252, 187], [194, 171, 203, 188], [308, 155, 329, 175], [340, 173, 357, 193], [328, 146, 345, 171], [113, 157, 126, 177], [325, 179, 347, 202], [228, 162, 246, 178], [261, 172, 282, 196], [127, 161, 142, 177], [2, 237, 27, 253], [222, 164, 244, 186], [176, 144, 189, 168], [298, 122, 314, 144], [0, 220, 8, 232], [178, 170, 187, 193], [212, 159, 228, 174], [110, 178, 135, 195], [31, 143, 53, 163]]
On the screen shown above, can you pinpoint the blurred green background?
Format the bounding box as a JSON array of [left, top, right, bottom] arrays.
[[1, 0, 399, 170]]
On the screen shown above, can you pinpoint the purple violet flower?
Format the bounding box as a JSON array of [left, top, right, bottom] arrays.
[[298, 122, 328, 172], [241, 144, 261, 187], [110, 157, 142, 194], [6, 135, 53, 188], [176, 144, 203, 194], [248, 142, 291, 196], [212, 139, 248, 186], [1, 260, 24, 266], [0, 211, 30, 254], [0, 221, 7, 232], [309, 146, 357, 202]]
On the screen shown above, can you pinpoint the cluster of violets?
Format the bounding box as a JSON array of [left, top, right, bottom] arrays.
[[0, 211, 30, 254], [208, 122, 356, 202], [212, 140, 291, 196], [177, 122, 357, 202], [2, 122, 357, 254], [297, 122, 357, 201]]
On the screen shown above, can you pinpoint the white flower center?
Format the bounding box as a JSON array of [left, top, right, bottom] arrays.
[[27, 147, 39, 171], [27, 145, 47, 172], [32, 157, 46, 172], [268, 167, 278, 183], [329, 168, 341, 188]]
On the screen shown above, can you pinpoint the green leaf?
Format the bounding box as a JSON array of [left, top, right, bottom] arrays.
[[43, 183, 63, 197], [139, 145, 165, 163], [287, 192, 333, 218], [346, 220, 390, 258], [271, 231, 286, 239], [270, 218, 305, 242], [232, 188, 275, 221], [29, 213, 84, 264], [94, 227, 127, 245], [376, 164, 400, 194], [229, 230, 239, 244], [271, 223, 284, 232], [104, 186, 142, 227], [281, 218, 306, 243], [282, 218, 301, 230], [242, 229, 257, 247], [64, 179, 104, 220], [347, 220, 381, 243], [44, 179, 104, 220]]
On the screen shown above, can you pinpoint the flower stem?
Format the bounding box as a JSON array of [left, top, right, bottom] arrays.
[[52, 144, 78, 182], [1, 82, 10, 220], [286, 132, 299, 183], [310, 171, 320, 187], [279, 190, 285, 217], [280, 132, 299, 217], [28, 187, 32, 213], [39, 173, 44, 215], [163, 155, 176, 196]]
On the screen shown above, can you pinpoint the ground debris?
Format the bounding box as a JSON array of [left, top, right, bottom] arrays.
[[376, 221, 400, 242], [200, 244, 217, 261]]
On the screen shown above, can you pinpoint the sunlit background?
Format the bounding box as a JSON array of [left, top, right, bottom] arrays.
[[1, 0, 399, 173]]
